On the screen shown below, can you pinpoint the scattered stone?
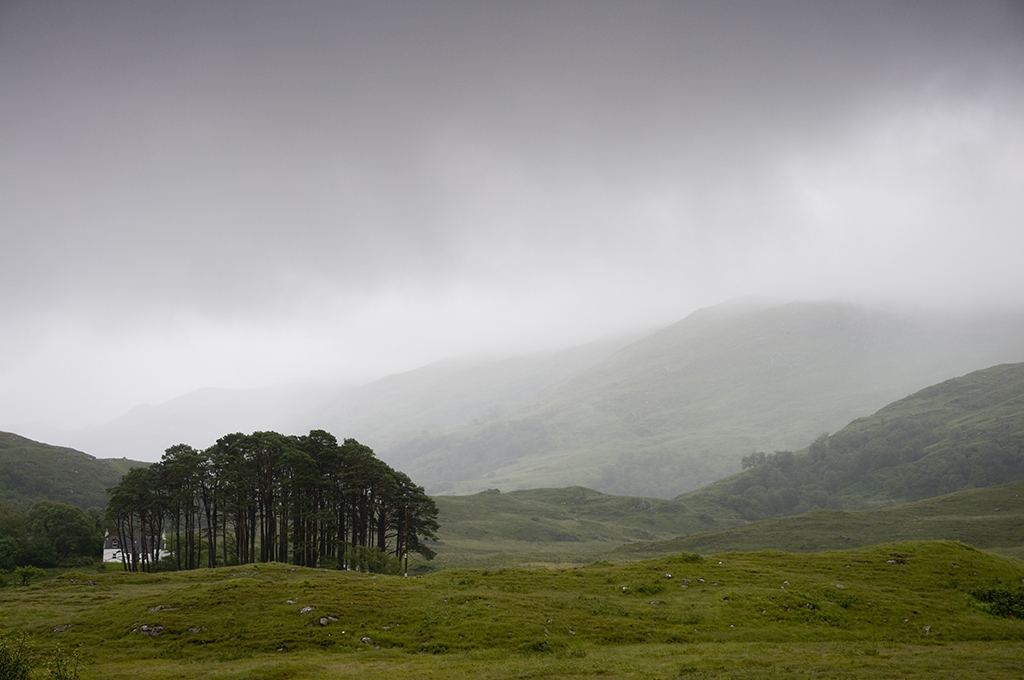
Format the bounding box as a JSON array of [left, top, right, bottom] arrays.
[[148, 605, 178, 612], [650, 600, 665, 606], [663, 573, 672, 579], [52, 625, 71, 633], [188, 627, 206, 633], [139, 625, 164, 637], [836, 584, 846, 590], [923, 626, 932, 634], [568, 627, 576, 635], [319, 618, 331, 626], [360, 636, 374, 645], [287, 599, 298, 604], [299, 606, 316, 614], [783, 581, 789, 586]]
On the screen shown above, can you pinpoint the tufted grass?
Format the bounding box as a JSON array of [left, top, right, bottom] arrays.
[[2, 541, 1023, 678]]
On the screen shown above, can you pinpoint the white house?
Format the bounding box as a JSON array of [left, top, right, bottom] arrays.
[[103, 534, 170, 564]]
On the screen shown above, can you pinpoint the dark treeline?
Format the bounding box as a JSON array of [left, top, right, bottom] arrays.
[[106, 430, 438, 573]]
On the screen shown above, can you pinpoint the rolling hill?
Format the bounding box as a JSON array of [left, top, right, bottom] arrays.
[[620, 479, 1024, 561], [680, 361, 1024, 520], [10, 331, 638, 462], [428, 363, 1024, 567], [0, 431, 145, 510], [5, 541, 1024, 678], [385, 301, 1024, 498], [11, 300, 1024, 501]]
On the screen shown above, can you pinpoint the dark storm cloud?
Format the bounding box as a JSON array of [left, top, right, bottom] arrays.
[[2, 0, 1023, 426]]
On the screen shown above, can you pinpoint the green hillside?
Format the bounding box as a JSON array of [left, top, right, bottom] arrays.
[[433, 478, 1024, 569], [621, 479, 1024, 560], [431, 487, 723, 568], [681, 362, 1024, 520], [3, 541, 1024, 678], [0, 432, 144, 511], [383, 301, 1024, 498]]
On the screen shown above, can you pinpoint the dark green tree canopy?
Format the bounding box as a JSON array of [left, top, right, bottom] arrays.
[[26, 501, 103, 561], [107, 430, 438, 573]]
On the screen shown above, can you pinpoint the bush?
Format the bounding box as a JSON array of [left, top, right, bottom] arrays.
[[342, 545, 400, 575], [14, 565, 45, 586], [971, 586, 1024, 619], [43, 644, 80, 680], [0, 633, 32, 680]]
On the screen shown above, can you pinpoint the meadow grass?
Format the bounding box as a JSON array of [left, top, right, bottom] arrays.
[[78, 642, 1024, 680], [2, 541, 1023, 678]]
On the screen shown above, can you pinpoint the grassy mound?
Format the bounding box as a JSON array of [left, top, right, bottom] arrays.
[[2, 541, 1023, 678]]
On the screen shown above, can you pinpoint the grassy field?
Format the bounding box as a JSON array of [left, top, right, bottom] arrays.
[[430, 486, 721, 569], [3, 540, 1023, 678], [429, 480, 1024, 569], [619, 479, 1024, 561]]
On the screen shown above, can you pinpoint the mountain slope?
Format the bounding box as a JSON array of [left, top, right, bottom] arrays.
[[11, 333, 637, 461], [385, 301, 1024, 498], [678, 361, 1024, 519], [621, 478, 1024, 559], [0, 432, 145, 510]]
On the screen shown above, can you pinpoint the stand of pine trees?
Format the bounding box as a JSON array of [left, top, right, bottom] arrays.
[[106, 430, 438, 573]]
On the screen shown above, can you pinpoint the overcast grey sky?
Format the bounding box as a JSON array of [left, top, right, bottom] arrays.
[[2, 0, 1023, 430]]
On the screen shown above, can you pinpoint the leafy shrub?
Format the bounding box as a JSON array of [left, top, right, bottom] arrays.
[[13, 565, 45, 586], [43, 644, 80, 680], [342, 545, 400, 575], [970, 586, 1024, 619], [0, 633, 32, 680]]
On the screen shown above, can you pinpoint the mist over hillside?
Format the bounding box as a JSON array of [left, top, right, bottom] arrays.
[[14, 300, 1024, 500], [381, 301, 1024, 498], [14, 331, 638, 462]]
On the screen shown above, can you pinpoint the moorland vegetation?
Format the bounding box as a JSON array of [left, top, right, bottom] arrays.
[[2, 541, 1023, 678], [684, 362, 1024, 520], [0, 432, 138, 511], [3, 331, 1024, 676]]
